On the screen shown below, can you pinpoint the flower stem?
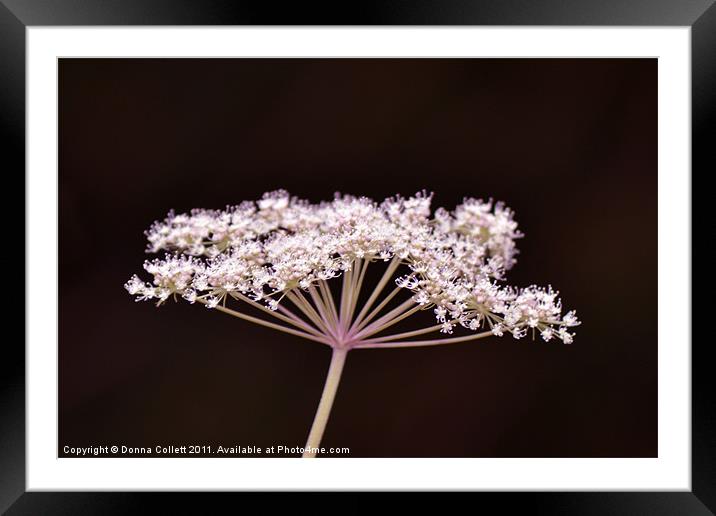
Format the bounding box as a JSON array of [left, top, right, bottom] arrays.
[[353, 330, 494, 349], [351, 257, 401, 329], [346, 259, 369, 325], [286, 290, 331, 336], [319, 280, 340, 324], [353, 304, 423, 341], [230, 291, 325, 338], [349, 285, 402, 335], [360, 322, 447, 343], [196, 299, 331, 346], [350, 298, 417, 341], [303, 347, 348, 458], [308, 286, 341, 341]]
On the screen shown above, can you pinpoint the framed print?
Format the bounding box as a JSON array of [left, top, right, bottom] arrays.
[[3, 0, 713, 512]]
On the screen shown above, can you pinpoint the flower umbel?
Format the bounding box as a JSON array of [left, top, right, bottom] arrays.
[[127, 191, 580, 456]]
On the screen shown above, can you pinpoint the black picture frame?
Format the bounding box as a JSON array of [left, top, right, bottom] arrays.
[[2, 1, 713, 512]]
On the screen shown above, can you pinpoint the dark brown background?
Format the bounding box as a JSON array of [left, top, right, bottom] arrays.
[[59, 58, 656, 458]]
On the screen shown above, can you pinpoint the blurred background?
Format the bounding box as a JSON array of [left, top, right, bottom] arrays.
[[59, 58, 656, 457]]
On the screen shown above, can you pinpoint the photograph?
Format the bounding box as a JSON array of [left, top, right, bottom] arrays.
[[58, 57, 658, 459], [3, 0, 709, 509]]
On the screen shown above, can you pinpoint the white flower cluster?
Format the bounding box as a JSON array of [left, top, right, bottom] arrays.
[[127, 190, 579, 344]]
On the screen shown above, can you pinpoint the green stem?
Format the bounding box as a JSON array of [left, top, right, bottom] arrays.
[[303, 348, 348, 458]]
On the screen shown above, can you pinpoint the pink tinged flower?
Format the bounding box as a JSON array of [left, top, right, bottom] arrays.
[[182, 289, 197, 304], [511, 327, 527, 340], [559, 327, 575, 344], [126, 190, 579, 457], [124, 275, 145, 295], [440, 321, 455, 334], [562, 310, 580, 327], [395, 275, 418, 289]]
